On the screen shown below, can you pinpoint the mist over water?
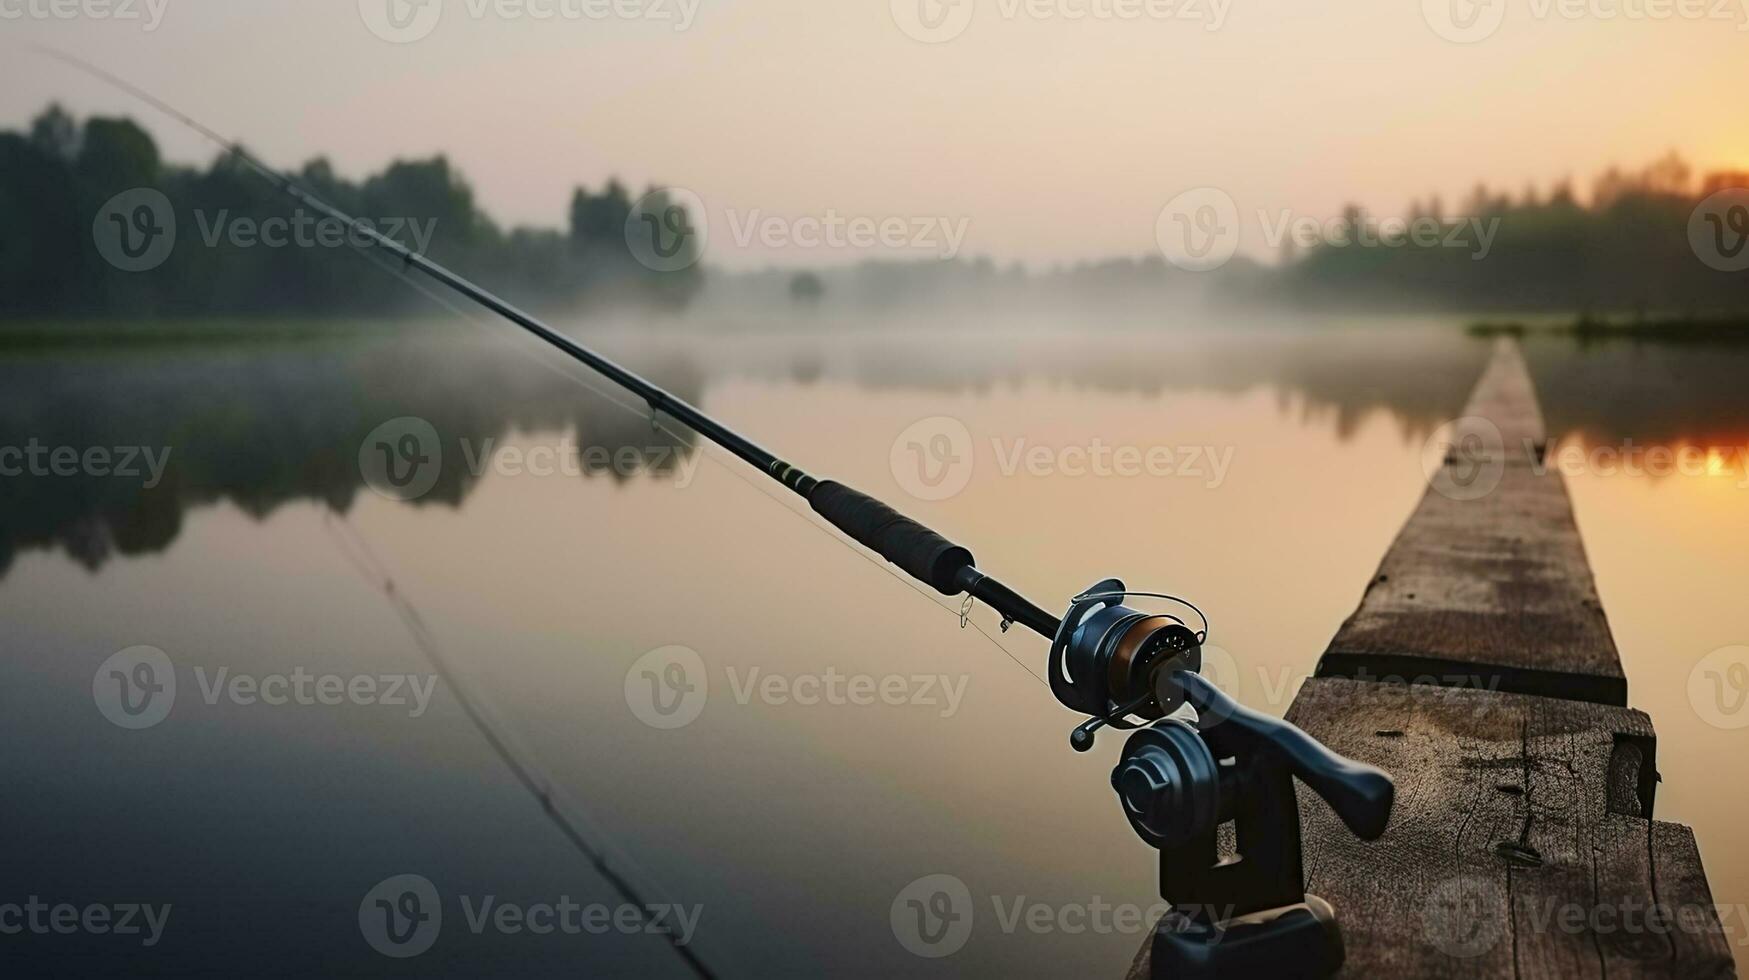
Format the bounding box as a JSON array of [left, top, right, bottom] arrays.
[[5, 308, 1749, 977]]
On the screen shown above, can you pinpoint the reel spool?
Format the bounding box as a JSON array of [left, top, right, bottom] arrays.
[[1050, 578, 1207, 752]]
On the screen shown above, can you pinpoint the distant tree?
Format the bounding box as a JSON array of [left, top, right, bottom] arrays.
[[569, 179, 633, 252], [0, 103, 708, 317], [29, 104, 79, 162], [789, 271, 824, 304]]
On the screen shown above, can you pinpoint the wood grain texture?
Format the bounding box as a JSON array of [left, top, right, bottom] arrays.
[[1124, 340, 1731, 978], [1316, 339, 1626, 705], [1125, 680, 1737, 979]]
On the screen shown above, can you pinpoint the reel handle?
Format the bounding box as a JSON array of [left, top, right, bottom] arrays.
[[1175, 672, 1393, 842]]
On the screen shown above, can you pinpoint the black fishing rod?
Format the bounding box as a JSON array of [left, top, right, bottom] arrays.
[[34, 47, 1063, 641], [46, 48, 1396, 980]]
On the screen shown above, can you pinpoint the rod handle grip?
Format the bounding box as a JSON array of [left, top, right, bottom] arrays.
[[809, 481, 974, 595]]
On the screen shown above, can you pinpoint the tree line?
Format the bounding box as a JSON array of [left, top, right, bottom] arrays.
[[0, 104, 702, 318], [1264, 152, 1749, 314]]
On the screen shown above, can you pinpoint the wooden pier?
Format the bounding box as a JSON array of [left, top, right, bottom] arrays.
[[1131, 339, 1736, 978]]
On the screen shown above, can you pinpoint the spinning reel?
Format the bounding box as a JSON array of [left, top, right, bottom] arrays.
[[1049, 578, 1395, 980], [1049, 578, 1207, 753]]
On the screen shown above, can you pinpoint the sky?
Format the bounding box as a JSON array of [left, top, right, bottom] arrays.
[[4, 0, 1747, 268]]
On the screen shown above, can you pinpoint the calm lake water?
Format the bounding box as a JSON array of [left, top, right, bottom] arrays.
[[3, 312, 1748, 977]]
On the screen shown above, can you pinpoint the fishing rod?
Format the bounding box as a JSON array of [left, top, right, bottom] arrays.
[[45, 48, 1396, 980]]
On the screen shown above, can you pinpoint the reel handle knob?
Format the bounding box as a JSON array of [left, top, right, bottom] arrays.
[[1068, 690, 1157, 752], [1070, 717, 1105, 753]]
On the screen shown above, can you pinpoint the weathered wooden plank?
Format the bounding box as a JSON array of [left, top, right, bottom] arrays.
[[1460, 338, 1546, 460], [1316, 340, 1626, 705], [1125, 680, 1735, 979], [1289, 679, 1733, 979], [1125, 340, 1729, 978]]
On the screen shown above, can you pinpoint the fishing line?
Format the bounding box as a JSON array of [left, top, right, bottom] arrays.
[[29, 49, 725, 975], [320, 509, 725, 980], [38, 50, 1064, 970]]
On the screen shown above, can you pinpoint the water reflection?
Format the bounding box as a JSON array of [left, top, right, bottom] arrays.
[[5, 319, 1749, 580]]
